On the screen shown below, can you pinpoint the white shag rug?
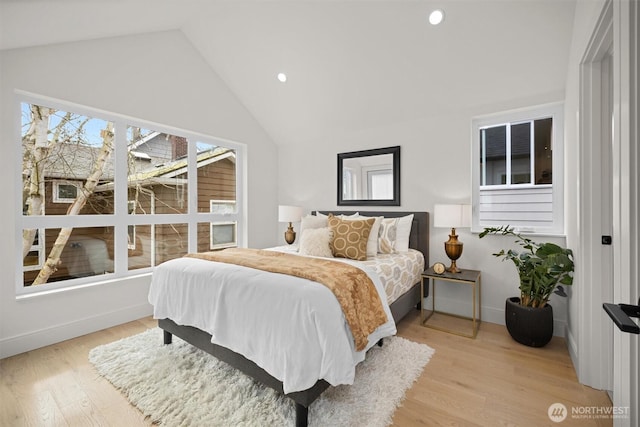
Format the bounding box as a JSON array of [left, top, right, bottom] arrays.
[[89, 328, 434, 427]]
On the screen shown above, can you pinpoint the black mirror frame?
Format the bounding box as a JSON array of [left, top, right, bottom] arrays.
[[337, 146, 401, 206]]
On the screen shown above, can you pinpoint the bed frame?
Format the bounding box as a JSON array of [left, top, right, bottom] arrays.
[[159, 211, 429, 427]]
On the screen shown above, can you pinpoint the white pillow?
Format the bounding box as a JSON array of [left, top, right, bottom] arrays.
[[351, 215, 383, 257], [298, 228, 334, 258], [394, 214, 414, 252], [298, 214, 328, 240]]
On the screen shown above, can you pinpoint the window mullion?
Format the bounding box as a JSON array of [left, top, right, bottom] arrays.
[[235, 148, 246, 248], [480, 130, 486, 186], [506, 125, 512, 185], [114, 120, 128, 274], [530, 120, 535, 185], [187, 139, 198, 254]]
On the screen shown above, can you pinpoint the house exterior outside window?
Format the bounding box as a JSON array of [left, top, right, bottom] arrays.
[[53, 181, 81, 203], [472, 103, 564, 235], [209, 200, 237, 250], [22, 229, 44, 272], [17, 94, 245, 295]]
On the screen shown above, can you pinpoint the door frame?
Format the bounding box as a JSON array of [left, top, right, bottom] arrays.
[[578, 1, 638, 425], [578, 0, 614, 391]]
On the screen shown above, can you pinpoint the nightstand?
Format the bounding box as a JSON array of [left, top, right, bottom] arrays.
[[421, 267, 481, 338]]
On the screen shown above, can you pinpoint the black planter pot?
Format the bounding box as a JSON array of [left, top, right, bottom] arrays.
[[505, 297, 553, 347]]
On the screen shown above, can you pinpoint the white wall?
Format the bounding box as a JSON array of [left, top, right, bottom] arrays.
[[0, 30, 279, 358], [278, 95, 571, 333]]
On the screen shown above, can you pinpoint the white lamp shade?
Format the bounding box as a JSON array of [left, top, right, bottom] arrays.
[[433, 204, 472, 228], [278, 205, 303, 223]]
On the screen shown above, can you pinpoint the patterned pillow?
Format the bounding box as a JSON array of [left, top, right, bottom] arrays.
[[378, 217, 398, 254], [327, 215, 375, 261], [350, 215, 383, 257]]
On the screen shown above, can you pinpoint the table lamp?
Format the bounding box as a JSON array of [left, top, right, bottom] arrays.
[[278, 205, 303, 244], [434, 204, 472, 273]]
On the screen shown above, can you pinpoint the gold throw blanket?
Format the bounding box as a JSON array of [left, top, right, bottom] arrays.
[[186, 248, 388, 351]]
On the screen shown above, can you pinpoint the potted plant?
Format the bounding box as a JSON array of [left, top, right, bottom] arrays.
[[479, 226, 574, 347]]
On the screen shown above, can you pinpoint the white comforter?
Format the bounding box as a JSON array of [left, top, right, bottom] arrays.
[[148, 254, 397, 394]]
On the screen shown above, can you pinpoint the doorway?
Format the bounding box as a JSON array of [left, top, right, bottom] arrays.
[[579, 1, 639, 425], [578, 0, 614, 392]]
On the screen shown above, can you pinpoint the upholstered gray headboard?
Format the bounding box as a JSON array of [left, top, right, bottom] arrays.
[[314, 211, 429, 266]]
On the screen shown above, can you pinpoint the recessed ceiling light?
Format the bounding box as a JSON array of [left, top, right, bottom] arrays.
[[277, 73, 287, 83], [429, 9, 445, 25]]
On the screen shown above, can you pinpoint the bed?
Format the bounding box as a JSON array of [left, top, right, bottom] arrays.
[[150, 210, 429, 427]]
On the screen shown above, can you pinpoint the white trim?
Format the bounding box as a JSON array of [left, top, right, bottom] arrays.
[[566, 325, 579, 370], [612, 0, 638, 425], [128, 131, 161, 151], [577, 0, 614, 392], [210, 221, 237, 250]]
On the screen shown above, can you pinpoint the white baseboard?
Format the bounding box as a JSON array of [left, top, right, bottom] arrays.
[[565, 325, 579, 371], [423, 296, 567, 337], [553, 318, 567, 338], [0, 303, 153, 359], [481, 305, 506, 326]]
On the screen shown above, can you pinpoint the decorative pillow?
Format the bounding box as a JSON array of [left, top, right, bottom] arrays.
[[378, 217, 399, 254], [327, 215, 375, 261], [350, 215, 383, 257], [394, 214, 414, 252], [297, 214, 328, 248], [298, 213, 360, 249], [298, 228, 334, 258]]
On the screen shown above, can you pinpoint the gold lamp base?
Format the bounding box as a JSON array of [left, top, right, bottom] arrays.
[[284, 223, 296, 245], [444, 227, 464, 273]]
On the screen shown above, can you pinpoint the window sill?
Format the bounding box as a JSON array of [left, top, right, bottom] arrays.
[[471, 226, 566, 239], [16, 272, 152, 301], [479, 184, 553, 191]]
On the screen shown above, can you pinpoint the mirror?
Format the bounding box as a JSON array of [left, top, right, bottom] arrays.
[[337, 146, 400, 206]]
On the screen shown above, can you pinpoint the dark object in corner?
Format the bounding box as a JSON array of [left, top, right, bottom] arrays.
[[505, 297, 554, 347]]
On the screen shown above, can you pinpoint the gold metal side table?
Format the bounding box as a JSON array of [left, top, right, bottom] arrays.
[[421, 267, 482, 338]]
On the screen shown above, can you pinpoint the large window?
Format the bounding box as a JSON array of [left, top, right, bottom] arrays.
[[17, 94, 244, 295], [472, 103, 564, 234]]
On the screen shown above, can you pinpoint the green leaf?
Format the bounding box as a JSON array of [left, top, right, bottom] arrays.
[[478, 225, 575, 303]]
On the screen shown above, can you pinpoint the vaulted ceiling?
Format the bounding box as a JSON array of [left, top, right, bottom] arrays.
[[0, 0, 576, 147]]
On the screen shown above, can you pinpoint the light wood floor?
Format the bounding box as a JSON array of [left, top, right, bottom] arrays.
[[1, 311, 612, 426]]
